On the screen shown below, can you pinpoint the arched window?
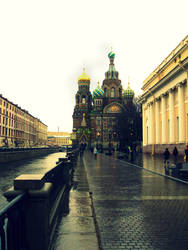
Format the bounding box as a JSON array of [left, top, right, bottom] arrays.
[[111, 88, 115, 98], [82, 95, 86, 104]]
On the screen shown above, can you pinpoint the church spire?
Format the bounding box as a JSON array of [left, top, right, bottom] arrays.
[[105, 49, 119, 80]]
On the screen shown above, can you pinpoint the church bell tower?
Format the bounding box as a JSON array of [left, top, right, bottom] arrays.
[[72, 68, 92, 141]]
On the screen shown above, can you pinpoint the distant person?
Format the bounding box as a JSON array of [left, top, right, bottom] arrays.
[[163, 148, 170, 161], [172, 146, 178, 163], [79, 143, 84, 157], [163, 148, 170, 174], [93, 146, 98, 159], [185, 145, 188, 162]]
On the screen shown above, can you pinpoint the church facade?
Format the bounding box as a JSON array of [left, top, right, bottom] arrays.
[[72, 51, 134, 148]]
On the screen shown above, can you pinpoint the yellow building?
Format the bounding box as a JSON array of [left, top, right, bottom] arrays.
[[141, 35, 188, 154], [47, 132, 70, 146], [0, 95, 47, 147], [35, 119, 48, 147]]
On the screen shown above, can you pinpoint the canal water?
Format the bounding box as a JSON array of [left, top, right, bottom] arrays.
[[0, 152, 66, 209]]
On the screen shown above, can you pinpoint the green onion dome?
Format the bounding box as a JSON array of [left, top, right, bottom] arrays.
[[123, 83, 135, 99], [93, 82, 104, 99], [108, 51, 115, 59]]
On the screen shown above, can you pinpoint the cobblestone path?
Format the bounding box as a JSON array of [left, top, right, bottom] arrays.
[[84, 152, 188, 250]]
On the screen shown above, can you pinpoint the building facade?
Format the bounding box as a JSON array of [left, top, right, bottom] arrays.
[[0, 95, 47, 147], [73, 51, 135, 148], [141, 35, 188, 154], [47, 132, 70, 146]]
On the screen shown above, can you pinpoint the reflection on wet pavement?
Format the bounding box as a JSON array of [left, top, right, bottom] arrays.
[[83, 151, 188, 250], [52, 157, 99, 250]]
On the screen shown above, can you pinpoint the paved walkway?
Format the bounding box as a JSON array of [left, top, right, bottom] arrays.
[[52, 156, 99, 250], [54, 152, 188, 250]]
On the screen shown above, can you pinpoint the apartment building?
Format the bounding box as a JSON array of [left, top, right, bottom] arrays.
[[0, 95, 47, 147]]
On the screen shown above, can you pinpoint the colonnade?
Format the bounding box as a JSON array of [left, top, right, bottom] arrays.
[[144, 80, 186, 146]]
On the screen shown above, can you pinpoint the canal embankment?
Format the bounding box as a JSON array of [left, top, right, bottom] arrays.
[[0, 147, 59, 163], [0, 152, 66, 209]]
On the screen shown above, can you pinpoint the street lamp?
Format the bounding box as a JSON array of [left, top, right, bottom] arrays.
[[108, 132, 112, 155]]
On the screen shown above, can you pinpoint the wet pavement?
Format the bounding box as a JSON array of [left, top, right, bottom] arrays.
[[54, 151, 188, 250], [52, 157, 99, 250]]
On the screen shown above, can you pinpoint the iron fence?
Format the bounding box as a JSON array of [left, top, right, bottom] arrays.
[[0, 192, 27, 250]]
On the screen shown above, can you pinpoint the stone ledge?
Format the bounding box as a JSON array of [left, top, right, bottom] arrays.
[[14, 174, 45, 190]]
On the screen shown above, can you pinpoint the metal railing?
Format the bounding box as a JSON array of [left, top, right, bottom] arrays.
[[0, 193, 27, 250]]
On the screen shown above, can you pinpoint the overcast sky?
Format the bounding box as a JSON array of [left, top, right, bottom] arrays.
[[0, 0, 187, 132]]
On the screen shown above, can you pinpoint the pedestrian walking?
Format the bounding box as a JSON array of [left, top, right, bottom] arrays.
[[185, 145, 188, 162], [79, 143, 84, 157], [163, 148, 170, 174], [172, 146, 178, 163], [93, 146, 98, 159]]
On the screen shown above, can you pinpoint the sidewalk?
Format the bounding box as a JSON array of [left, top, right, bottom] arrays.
[[83, 151, 188, 250], [52, 156, 99, 250], [53, 151, 188, 250]]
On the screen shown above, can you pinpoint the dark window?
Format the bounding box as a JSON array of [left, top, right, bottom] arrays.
[[76, 95, 80, 104]]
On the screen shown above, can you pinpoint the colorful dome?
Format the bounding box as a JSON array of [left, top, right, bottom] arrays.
[[108, 51, 115, 59], [93, 83, 104, 99], [78, 68, 90, 81], [123, 83, 135, 99]]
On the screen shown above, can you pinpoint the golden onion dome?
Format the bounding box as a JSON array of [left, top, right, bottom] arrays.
[[78, 68, 90, 81]]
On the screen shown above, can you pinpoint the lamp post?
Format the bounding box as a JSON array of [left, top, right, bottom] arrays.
[[108, 131, 112, 155], [96, 131, 100, 150]]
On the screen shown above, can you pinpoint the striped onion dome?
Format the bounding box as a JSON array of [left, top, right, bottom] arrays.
[[93, 82, 104, 99], [123, 83, 134, 99], [108, 51, 115, 59]]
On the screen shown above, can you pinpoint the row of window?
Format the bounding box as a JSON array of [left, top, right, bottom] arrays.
[[0, 116, 36, 132], [103, 88, 122, 98], [0, 126, 37, 138]]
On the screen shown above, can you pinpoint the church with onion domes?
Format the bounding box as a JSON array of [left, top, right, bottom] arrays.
[[72, 50, 135, 149]]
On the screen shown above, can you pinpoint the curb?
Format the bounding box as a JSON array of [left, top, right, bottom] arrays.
[[118, 159, 188, 185], [82, 156, 103, 250]]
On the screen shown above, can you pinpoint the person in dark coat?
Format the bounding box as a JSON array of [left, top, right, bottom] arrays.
[[164, 148, 170, 161], [172, 146, 178, 163], [163, 148, 170, 174], [185, 145, 188, 162]]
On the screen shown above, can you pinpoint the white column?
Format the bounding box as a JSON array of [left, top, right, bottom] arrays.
[[169, 89, 175, 143], [143, 106, 146, 146], [178, 83, 185, 143], [155, 99, 160, 144], [150, 102, 154, 144], [161, 94, 166, 144], [148, 103, 152, 144]]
